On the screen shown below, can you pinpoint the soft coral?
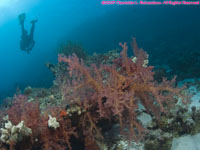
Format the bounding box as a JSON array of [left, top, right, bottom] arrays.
[[6, 95, 77, 150], [58, 38, 187, 143]]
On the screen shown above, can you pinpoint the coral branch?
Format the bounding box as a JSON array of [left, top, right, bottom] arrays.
[[58, 38, 187, 143]]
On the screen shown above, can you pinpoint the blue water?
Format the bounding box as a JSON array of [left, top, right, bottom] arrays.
[[0, 0, 200, 101]]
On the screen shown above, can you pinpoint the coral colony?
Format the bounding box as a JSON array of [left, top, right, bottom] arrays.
[[0, 38, 189, 150]]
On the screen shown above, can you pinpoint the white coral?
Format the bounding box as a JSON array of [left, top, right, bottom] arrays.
[[0, 120, 32, 144], [132, 54, 149, 68], [48, 115, 60, 129]]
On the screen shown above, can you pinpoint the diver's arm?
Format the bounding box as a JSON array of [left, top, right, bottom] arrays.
[[26, 41, 35, 51], [30, 41, 35, 49]]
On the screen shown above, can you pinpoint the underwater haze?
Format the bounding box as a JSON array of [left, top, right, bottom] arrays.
[[0, 1, 200, 100], [1, 1, 200, 150], [0, 0, 107, 100], [0, 0, 200, 101]]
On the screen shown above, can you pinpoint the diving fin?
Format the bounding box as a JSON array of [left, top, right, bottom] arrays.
[[30, 19, 38, 24], [18, 13, 26, 25]]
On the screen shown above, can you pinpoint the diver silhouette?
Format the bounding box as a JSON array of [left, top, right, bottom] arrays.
[[18, 13, 37, 54]]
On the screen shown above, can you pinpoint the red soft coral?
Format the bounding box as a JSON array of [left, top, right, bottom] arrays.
[[59, 38, 187, 143], [7, 95, 77, 150]]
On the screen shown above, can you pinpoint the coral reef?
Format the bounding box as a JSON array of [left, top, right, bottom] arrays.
[[57, 38, 187, 146], [0, 39, 190, 150], [58, 41, 88, 60], [0, 94, 77, 150], [0, 120, 32, 144]]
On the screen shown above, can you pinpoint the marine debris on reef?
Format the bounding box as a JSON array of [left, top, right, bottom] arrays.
[[0, 38, 196, 150]]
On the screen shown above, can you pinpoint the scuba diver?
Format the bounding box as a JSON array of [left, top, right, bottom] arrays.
[[18, 13, 38, 54]]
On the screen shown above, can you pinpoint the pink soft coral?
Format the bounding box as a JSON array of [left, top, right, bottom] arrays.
[[7, 95, 77, 150], [58, 38, 187, 142]]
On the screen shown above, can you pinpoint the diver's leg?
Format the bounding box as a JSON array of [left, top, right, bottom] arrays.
[[29, 20, 37, 39], [20, 22, 26, 35], [29, 23, 35, 39], [18, 13, 26, 25], [18, 13, 26, 34]]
